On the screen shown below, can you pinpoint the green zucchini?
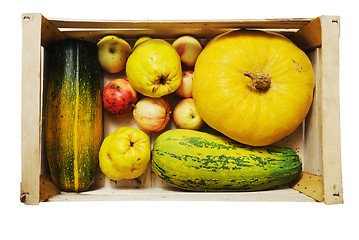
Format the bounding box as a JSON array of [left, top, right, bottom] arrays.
[[45, 39, 102, 192], [152, 129, 302, 191]]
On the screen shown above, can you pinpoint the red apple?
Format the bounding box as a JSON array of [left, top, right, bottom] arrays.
[[133, 97, 171, 132], [172, 36, 202, 67], [102, 78, 138, 117], [175, 70, 194, 98], [173, 98, 203, 130]]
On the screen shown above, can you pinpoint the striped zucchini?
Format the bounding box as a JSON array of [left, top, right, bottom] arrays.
[[45, 39, 102, 192], [152, 129, 302, 191]]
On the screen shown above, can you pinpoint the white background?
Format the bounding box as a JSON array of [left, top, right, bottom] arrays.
[[2, 0, 358, 239]]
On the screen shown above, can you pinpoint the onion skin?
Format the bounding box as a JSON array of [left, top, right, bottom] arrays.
[[133, 97, 171, 132]]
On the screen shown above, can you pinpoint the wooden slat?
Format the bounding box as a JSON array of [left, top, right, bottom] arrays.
[[49, 18, 312, 30], [59, 29, 296, 45], [304, 49, 322, 175], [21, 13, 43, 205], [290, 17, 322, 51], [319, 16, 343, 204], [291, 172, 324, 202], [40, 14, 65, 50], [39, 175, 61, 202], [48, 187, 316, 202], [60, 28, 230, 44]]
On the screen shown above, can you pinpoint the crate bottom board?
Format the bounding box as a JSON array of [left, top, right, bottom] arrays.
[[47, 186, 316, 202]]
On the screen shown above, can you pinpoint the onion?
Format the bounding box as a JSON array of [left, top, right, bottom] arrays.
[[133, 97, 171, 132]]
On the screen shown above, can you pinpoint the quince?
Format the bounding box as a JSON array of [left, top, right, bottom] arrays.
[[126, 39, 182, 98], [99, 127, 151, 180]]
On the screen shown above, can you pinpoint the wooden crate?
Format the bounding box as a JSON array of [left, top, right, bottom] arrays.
[[21, 13, 342, 205]]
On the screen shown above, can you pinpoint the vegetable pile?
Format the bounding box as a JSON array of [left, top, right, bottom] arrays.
[[45, 30, 314, 192]]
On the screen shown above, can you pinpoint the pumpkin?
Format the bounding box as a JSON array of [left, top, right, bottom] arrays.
[[193, 30, 315, 146]]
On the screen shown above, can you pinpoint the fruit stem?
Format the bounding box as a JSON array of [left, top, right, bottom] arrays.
[[244, 71, 271, 91]]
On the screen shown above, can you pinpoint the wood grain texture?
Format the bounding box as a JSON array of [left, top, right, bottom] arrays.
[[319, 16, 343, 204], [290, 17, 322, 52], [50, 18, 312, 29], [291, 172, 324, 202], [48, 187, 316, 202], [39, 175, 61, 202], [21, 13, 42, 205], [304, 49, 322, 175]]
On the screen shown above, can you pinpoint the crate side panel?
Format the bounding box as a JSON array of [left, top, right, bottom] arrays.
[[319, 16, 343, 204], [59, 29, 299, 46], [304, 49, 322, 175], [21, 13, 43, 205], [50, 18, 312, 45], [47, 187, 316, 202], [40, 47, 53, 176], [290, 17, 321, 52], [60, 29, 230, 44], [49, 18, 312, 30], [40, 15, 65, 50]]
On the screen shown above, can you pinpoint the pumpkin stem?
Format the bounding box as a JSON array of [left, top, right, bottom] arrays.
[[244, 71, 271, 91]]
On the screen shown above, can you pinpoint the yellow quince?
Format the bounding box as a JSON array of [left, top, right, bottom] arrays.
[[99, 127, 151, 180], [126, 39, 182, 98]]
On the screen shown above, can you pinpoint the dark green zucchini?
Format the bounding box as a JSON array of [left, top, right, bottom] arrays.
[[45, 39, 102, 192]]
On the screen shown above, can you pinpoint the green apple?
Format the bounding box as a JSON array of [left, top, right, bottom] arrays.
[[173, 98, 203, 130], [97, 35, 131, 73]]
